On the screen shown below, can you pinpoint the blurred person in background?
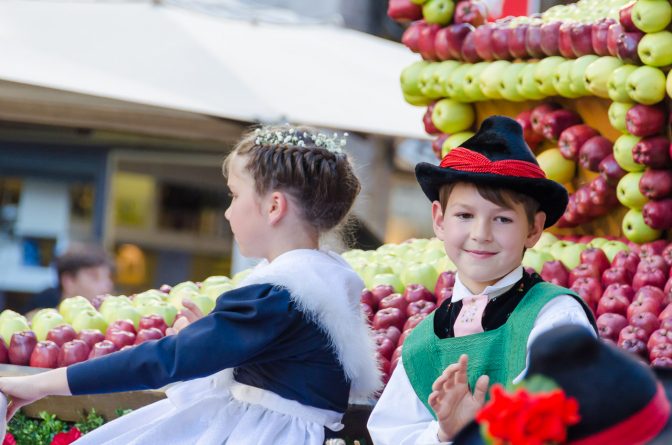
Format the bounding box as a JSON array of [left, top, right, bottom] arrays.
[[24, 244, 114, 314]]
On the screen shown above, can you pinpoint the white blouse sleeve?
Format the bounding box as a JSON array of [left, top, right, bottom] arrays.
[[367, 358, 450, 445]]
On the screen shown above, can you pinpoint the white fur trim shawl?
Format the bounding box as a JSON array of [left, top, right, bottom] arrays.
[[239, 249, 382, 401]]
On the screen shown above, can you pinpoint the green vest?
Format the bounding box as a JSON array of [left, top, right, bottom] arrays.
[[402, 282, 595, 417]]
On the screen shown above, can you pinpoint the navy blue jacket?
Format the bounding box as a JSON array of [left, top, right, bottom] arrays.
[[67, 284, 351, 413]]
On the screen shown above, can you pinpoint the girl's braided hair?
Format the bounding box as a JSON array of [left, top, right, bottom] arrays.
[[223, 125, 361, 233]]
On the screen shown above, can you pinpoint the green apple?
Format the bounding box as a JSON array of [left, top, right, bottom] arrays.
[[536, 148, 576, 184], [102, 304, 142, 327], [71, 309, 107, 334], [362, 263, 393, 289], [463, 62, 489, 102], [613, 134, 644, 172], [419, 63, 443, 99], [0, 310, 22, 324], [445, 63, 472, 102], [401, 263, 439, 290], [435, 60, 461, 97], [622, 208, 662, 244], [433, 255, 456, 274], [31, 311, 66, 341], [59, 296, 94, 323], [632, 0, 672, 33], [534, 56, 565, 97], [0, 317, 30, 346], [625, 66, 666, 105], [668, 70, 672, 101], [522, 249, 554, 273], [617, 172, 648, 209], [99, 296, 132, 316], [498, 63, 527, 102], [431, 99, 475, 134], [169, 281, 200, 311], [584, 56, 623, 99], [201, 275, 231, 287], [403, 92, 433, 107], [480, 61, 511, 100], [378, 254, 406, 276], [608, 101, 635, 133], [138, 301, 178, 327], [31, 308, 59, 326], [517, 63, 545, 100], [201, 283, 234, 302], [133, 290, 166, 307], [534, 232, 559, 251], [569, 55, 599, 97], [400, 61, 431, 101], [637, 31, 672, 67], [423, 0, 455, 25], [601, 240, 629, 262], [422, 248, 446, 263], [549, 240, 575, 260], [559, 243, 588, 270], [608, 65, 638, 102], [191, 294, 215, 315], [410, 0, 427, 4], [231, 269, 252, 286], [371, 273, 405, 293], [553, 60, 581, 98], [441, 132, 475, 157], [587, 237, 609, 248]]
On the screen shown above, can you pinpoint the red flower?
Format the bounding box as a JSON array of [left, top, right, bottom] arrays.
[[3, 433, 16, 445], [50, 427, 82, 445], [476, 384, 580, 445]]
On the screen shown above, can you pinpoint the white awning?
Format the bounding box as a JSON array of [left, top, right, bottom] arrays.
[[0, 1, 426, 139]]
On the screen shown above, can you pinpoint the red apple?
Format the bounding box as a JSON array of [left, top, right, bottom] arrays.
[[46, 324, 77, 348], [432, 134, 448, 159], [597, 291, 631, 317], [559, 125, 599, 161], [602, 267, 633, 287], [134, 327, 163, 345], [105, 328, 136, 350], [88, 340, 118, 359], [592, 18, 615, 56], [402, 20, 423, 53], [633, 137, 672, 170], [619, 337, 648, 359], [376, 326, 402, 345], [628, 299, 662, 320], [665, 278, 672, 304], [372, 307, 406, 331], [508, 23, 529, 59], [643, 199, 672, 230], [418, 22, 442, 60], [629, 311, 660, 336], [403, 314, 426, 331], [57, 339, 90, 367], [490, 24, 512, 60], [106, 319, 136, 336], [407, 300, 437, 317], [0, 337, 8, 364], [626, 104, 667, 138], [540, 21, 562, 56], [612, 251, 640, 276], [619, 2, 638, 32], [637, 256, 670, 276], [570, 22, 594, 57], [403, 284, 435, 304], [599, 154, 627, 186], [597, 313, 628, 342], [662, 245, 672, 268], [640, 240, 669, 259], [387, 0, 423, 23], [436, 23, 475, 60], [454, 0, 488, 27], [436, 286, 453, 307], [541, 260, 570, 287], [569, 264, 601, 287], [648, 329, 672, 351], [391, 345, 404, 372], [525, 21, 545, 58], [570, 277, 602, 311], [473, 23, 495, 60], [516, 110, 544, 151], [607, 22, 623, 56], [423, 103, 440, 134], [460, 30, 480, 63], [650, 343, 672, 362], [661, 304, 672, 321], [634, 286, 666, 306], [374, 333, 396, 360], [651, 356, 672, 368], [434, 271, 456, 296], [531, 102, 562, 135], [616, 30, 644, 64], [379, 293, 409, 314], [76, 329, 105, 350], [8, 331, 37, 366], [581, 248, 611, 274], [639, 169, 672, 201], [541, 110, 583, 141], [579, 136, 613, 172], [371, 285, 396, 308], [558, 22, 575, 58], [29, 340, 60, 368], [619, 325, 649, 343], [633, 266, 668, 292], [398, 328, 414, 347]]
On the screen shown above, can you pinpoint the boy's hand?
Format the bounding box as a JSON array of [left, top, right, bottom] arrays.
[[428, 354, 489, 442], [166, 298, 204, 336]]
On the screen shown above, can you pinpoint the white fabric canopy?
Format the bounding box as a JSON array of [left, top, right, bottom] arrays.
[[0, 1, 426, 138]]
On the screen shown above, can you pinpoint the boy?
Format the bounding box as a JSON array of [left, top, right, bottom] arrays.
[[367, 116, 597, 444]]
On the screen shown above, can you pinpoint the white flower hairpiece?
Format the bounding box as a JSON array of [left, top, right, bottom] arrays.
[[254, 126, 348, 154]]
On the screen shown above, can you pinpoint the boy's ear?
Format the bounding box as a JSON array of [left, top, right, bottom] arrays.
[[267, 191, 288, 225], [524, 211, 547, 248], [431, 201, 446, 240]]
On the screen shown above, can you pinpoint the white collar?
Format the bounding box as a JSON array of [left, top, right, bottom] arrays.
[[451, 266, 523, 303]]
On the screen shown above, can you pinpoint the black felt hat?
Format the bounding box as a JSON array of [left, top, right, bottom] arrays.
[[415, 115, 568, 228], [453, 325, 672, 445]]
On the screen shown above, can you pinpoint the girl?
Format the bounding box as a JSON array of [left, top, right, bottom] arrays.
[[0, 125, 381, 445]]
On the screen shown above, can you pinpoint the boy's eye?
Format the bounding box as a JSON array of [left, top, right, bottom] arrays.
[[455, 213, 473, 220], [495, 216, 513, 223], [227, 192, 236, 199]]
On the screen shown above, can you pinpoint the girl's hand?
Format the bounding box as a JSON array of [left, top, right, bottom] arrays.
[[428, 354, 489, 442], [0, 368, 71, 420], [166, 298, 204, 336]]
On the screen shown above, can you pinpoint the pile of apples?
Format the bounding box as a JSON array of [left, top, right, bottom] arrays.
[[0, 275, 240, 369], [524, 232, 672, 367]]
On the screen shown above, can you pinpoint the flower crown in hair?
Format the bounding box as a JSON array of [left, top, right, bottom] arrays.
[[254, 126, 348, 154], [475, 376, 580, 445]]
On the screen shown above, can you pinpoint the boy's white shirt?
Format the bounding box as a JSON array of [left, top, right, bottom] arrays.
[[367, 266, 596, 445]]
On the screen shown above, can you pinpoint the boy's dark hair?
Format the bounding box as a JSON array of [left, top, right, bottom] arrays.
[[56, 244, 113, 283], [223, 125, 361, 233], [439, 182, 541, 227]]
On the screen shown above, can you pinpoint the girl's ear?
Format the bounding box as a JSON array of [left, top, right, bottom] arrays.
[[267, 191, 288, 225], [431, 201, 446, 240], [524, 211, 547, 248]]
